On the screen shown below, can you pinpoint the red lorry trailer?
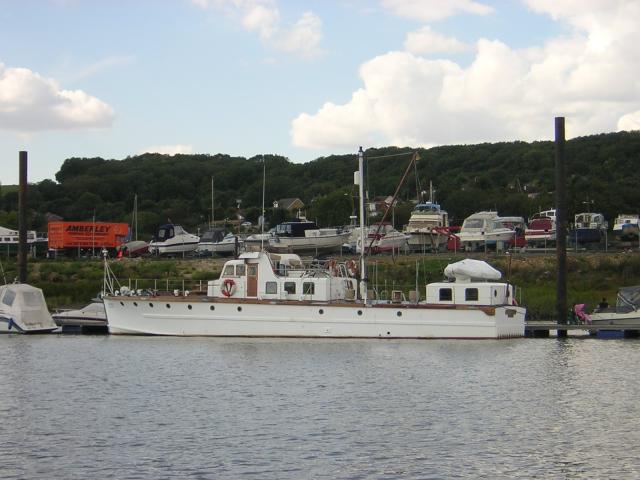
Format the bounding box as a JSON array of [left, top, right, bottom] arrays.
[[48, 221, 129, 255]]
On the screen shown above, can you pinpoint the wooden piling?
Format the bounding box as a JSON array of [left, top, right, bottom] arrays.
[[18, 151, 28, 283], [555, 118, 567, 337]]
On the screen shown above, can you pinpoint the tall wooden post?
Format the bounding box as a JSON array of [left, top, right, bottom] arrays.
[[555, 118, 567, 336], [18, 151, 28, 283]]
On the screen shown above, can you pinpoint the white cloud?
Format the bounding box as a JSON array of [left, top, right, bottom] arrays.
[[381, 0, 493, 22], [404, 26, 470, 54], [291, 1, 640, 150], [193, 0, 324, 58], [618, 111, 640, 131], [0, 63, 114, 132], [139, 144, 195, 155]]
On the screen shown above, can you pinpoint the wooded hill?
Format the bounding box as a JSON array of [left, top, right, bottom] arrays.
[[1, 130, 638, 237]]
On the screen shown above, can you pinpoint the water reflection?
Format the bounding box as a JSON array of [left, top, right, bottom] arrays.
[[0, 336, 639, 479]]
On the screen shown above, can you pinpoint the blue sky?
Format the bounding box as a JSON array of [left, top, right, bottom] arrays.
[[1, 0, 638, 184]]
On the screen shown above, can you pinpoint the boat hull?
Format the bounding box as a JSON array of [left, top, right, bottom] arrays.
[[589, 310, 640, 326], [149, 242, 199, 255], [269, 232, 351, 254], [104, 298, 525, 339]]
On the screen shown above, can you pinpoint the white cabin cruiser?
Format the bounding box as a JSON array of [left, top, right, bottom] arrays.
[[457, 212, 521, 251], [268, 221, 351, 254], [197, 229, 241, 256], [589, 286, 640, 326], [612, 214, 639, 241], [0, 283, 57, 333], [404, 202, 449, 251], [104, 148, 524, 339], [148, 224, 200, 255]]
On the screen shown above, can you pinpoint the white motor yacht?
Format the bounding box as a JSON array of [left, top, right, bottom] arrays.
[[148, 224, 200, 255]]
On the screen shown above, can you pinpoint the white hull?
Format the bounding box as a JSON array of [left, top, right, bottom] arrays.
[[407, 232, 448, 248], [197, 242, 238, 255], [525, 231, 556, 244], [149, 241, 199, 255], [269, 232, 351, 253], [52, 302, 107, 327], [589, 311, 640, 326], [105, 298, 525, 339]]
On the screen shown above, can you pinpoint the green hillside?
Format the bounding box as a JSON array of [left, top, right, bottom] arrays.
[[1, 130, 639, 235]]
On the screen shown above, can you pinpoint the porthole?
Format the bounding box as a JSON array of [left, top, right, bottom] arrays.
[[149, 303, 154, 308], [210, 305, 215, 311], [357, 310, 363, 316], [119, 301, 124, 306], [397, 311, 402, 317], [319, 309, 324, 315], [166, 304, 171, 309], [237, 306, 242, 312], [188, 305, 192, 310], [133, 302, 138, 307]]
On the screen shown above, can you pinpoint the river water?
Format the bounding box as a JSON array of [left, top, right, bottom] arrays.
[[1, 335, 639, 479]]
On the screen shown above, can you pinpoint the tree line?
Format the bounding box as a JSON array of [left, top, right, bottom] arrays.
[[0, 130, 638, 238]]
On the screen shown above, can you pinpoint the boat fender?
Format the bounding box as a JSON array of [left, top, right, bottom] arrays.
[[221, 278, 236, 297], [326, 259, 339, 276], [345, 259, 358, 277]]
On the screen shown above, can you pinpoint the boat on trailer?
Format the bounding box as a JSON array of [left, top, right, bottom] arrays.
[[148, 224, 199, 256], [103, 148, 525, 339]]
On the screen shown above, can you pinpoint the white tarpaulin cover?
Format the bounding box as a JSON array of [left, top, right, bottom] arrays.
[[444, 259, 502, 281], [0, 283, 57, 332]]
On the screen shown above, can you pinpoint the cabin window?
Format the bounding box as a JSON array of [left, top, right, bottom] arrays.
[[22, 292, 42, 307], [266, 282, 277, 294], [439, 288, 452, 301], [284, 282, 296, 294], [2, 289, 15, 307], [303, 282, 315, 295], [236, 265, 246, 276], [222, 265, 235, 277], [465, 288, 479, 301]]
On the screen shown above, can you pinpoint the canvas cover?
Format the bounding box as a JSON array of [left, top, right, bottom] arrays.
[[0, 284, 57, 331], [617, 286, 640, 312], [444, 259, 502, 281]]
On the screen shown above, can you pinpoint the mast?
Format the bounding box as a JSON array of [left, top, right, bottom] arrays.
[[357, 147, 368, 303], [133, 194, 138, 241], [214, 175, 216, 228], [261, 156, 266, 251]]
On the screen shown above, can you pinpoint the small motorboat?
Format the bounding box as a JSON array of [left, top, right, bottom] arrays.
[[52, 301, 107, 329], [148, 224, 199, 256], [0, 283, 57, 333], [197, 228, 242, 256]]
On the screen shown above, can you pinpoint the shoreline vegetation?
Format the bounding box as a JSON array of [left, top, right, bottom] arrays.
[[3, 251, 640, 320]]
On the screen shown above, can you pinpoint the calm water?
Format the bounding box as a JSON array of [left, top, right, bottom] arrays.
[[1, 335, 639, 479]]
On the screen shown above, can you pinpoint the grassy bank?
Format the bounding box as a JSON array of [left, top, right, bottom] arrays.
[[2, 252, 640, 319]]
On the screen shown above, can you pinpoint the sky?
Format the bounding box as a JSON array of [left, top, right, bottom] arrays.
[[1, 0, 639, 184]]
